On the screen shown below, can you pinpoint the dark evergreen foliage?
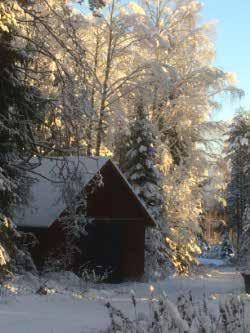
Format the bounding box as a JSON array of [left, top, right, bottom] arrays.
[[122, 99, 163, 216], [226, 111, 250, 250], [0, 9, 46, 214], [119, 98, 169, 280]]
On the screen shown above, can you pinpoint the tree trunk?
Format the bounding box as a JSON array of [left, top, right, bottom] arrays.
[[86, 118, 93, 156], [95, 103, 105, 156], [87, 31, 100, 156], [95, 0, 115, 156]]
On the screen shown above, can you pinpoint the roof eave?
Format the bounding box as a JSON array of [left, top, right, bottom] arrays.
[[107, 160, 156, 227]]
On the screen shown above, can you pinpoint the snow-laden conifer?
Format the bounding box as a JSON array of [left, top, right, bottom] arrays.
[[122, 97, 169, 280], [238, 205, 250, 274], [226, 111, 250, 250], [123, 98, 163, 217]]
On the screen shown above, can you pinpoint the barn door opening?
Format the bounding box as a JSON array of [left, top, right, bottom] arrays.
[[121, 223, 145, 280], [82, 222, 123, 282]]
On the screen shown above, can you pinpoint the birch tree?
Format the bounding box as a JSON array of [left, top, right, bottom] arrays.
[[114, 0, 243, 273], [78, 0, 152, 155]]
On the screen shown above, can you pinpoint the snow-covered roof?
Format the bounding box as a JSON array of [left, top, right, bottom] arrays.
[[13, 156, 156, 228], [13, 156, 108, 228]]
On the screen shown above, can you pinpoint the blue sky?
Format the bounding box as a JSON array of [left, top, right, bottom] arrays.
[[202, 0, 250, 120]]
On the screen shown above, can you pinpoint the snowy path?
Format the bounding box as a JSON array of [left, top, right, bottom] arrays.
[[0, 263, 245, 333]]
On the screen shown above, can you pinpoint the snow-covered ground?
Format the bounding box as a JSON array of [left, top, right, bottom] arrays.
[[0, 262, 247, 333], [198, 257, 226, 267]]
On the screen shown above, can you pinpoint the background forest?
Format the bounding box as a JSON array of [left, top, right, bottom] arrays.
[[0, 0, 247, 280]]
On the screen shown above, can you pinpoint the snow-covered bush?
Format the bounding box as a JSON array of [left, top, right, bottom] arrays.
[[220, 233, 234, 259], [201, 235, 234, 261], [0, 214, 37, 279], [42, 251, 67, 273], [0, 214, 19, 277], [80, 266, 112, 284], [42, 271, 82, 290], [144, 228, 172, 281], [206, 243, 234, 260], [201, 244, 222, 259], [103, 291, 189, 333], [102, 291, 248, 333], [176, 292, 195, 327], [219, 295, 245, 333]]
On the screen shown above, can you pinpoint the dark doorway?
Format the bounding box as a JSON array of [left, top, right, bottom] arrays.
[[121, 223, 145, 279], [82, 222, 123, 282]]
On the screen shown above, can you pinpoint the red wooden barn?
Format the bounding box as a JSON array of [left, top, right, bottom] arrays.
[[15, 156, 156, 281]]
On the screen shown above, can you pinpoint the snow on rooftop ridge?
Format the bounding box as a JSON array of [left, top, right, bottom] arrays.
[[13, 156, 110, 228], [13, 155, 156, 228], [111, 162, 157, 226], [28, 155, 109, 180]]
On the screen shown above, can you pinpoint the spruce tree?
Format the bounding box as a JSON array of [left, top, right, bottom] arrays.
[[121, 98, 168, 280], [238, 204, 250, 293], [123, 99, 163, 219], [226, 111, 250, 250], [0, 1, 47, 277], [0, 1, 45, 215]]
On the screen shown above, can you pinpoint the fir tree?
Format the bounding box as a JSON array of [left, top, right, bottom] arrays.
[[0, 1, 46, 215], [121, 98, 168, 280], [122, 99, 163, 219], [237, 204, 250, 293], [226, 111, 250, 250], [237, 205, 250, 294], [238, 204, 250, 273]]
